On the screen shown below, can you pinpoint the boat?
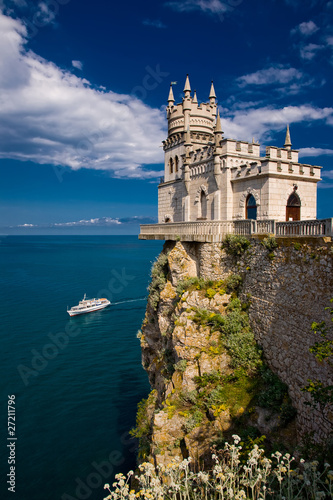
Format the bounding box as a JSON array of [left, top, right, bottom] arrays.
[[67, 294, 111, 316]]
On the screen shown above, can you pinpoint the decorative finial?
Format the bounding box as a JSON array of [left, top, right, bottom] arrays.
[[209, 80, 216, 99], [284, 124, 292, 150], [167, 84, 175, 104], [183, 74, 191, 94], [193, 90, 198, 104]]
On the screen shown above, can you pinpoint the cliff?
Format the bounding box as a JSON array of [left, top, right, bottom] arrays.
[[135, 237, 333, 467]]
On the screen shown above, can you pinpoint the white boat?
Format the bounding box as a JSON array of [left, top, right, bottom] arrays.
[[67, 294, 111, 316]]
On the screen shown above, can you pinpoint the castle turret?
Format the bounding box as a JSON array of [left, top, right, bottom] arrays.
[[284, 124, 292, 150]]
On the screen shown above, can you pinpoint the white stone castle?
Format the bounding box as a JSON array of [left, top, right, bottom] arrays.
[[140, 75, 332, 241], [158, 75, 321, 224]]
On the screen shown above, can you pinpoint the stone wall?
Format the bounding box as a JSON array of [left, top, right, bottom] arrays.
[[164, 237, 333, 441]]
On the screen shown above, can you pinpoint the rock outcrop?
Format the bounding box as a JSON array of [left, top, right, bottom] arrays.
[[135, 237, 333, 467]]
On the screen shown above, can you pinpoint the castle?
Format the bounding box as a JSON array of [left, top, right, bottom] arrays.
[[158, 75, 321, 224]]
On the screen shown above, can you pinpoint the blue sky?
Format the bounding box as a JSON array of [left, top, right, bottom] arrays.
[[0, 0, 332, 234]]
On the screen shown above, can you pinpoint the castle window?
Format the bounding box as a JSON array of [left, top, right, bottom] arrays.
[[169, 158, 174, 174], [175, 156, 179, 172], [246, 194, 257, 220], [236, 142, 241, 151], [286, 192, 301, 221]]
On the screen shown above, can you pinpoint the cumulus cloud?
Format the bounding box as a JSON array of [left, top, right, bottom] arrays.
[[220, 104, 333, 143], [0, 12, 166, 179], [237, 66, 303, 87], [165, 0, 230, 16], [292, 20, 319, 36], [300, 43, 325, 60], [72, 60, 83, 70]]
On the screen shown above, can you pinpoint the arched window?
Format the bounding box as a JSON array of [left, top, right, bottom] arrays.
[[246, 194, 257, 220], [169, 158, 174, 174], [286, 192, 301, 221], [175, 156, 179, 172], [199, 190, 207, 219]]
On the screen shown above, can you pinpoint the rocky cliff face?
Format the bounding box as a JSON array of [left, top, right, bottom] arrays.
[[136, 238, 329, 468]]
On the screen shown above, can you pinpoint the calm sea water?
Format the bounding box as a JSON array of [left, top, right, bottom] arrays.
[[0, 236, 163, 500]]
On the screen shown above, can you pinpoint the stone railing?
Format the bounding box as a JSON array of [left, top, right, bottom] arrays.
[[139, 218, 333, 242], [276, 218, 333, 237]]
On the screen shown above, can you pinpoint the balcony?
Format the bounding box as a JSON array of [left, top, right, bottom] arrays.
[[139, 219, 333, 242]]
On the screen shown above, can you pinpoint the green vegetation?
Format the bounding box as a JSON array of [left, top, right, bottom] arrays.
[[130, 390, 157, 459], [176, 274, 242, 298], [222, 234, 251, 257], [193, 299, 261, 371], [174, 359, 187, 373], [147, 252, 169, 311], [261, 236, 278, 252], [302, 299, 333, 431]]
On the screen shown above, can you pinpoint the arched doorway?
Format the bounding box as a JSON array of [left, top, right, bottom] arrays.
[[246, 194, 257, 220], [286, 192, 301, 221]]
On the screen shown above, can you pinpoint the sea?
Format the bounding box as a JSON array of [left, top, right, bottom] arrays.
[[0, 235, 163, 500]]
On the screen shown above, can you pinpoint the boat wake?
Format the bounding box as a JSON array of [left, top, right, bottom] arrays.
[[112, 298, 147, 306]]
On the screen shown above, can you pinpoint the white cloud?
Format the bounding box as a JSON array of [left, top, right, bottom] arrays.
[[53, 217, 122, 227], [142, 19, 166, 28], [16, 216, 158, 228], [321, 171, 333, 179], [0, 12, 166, 178], [72, 60, 83, 70], [292, 20, 319, 36], [220, 104, 333, 143], [237, 66, 303, 87], [299, 147, 333, 157], [35, 1, 57, 24], [165, 0, 230, 16], [327, 36, 333, 46], [300, 43, 324, 60]]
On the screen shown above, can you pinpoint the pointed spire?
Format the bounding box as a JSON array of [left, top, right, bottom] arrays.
[[167, 84, 175, 105], [209, 81, 216, 99], [193, 90, 198, 104], [215, 109, 223, 134], [183, 74, 191, 94], [284, 124, 292, 150]]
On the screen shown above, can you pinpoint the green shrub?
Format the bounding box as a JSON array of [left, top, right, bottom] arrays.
[[262, 236, 278, 252], [176, 277, 205, 296], [174, 359, 187, 373], [183, 409, 204, 433], [293, 242, 301, 251], [147, 252, 169, 310], [224, 274, 243, 294], [257, 365, 289, 411], [222, 234, 251, 257], [205, 288, 217, 299]]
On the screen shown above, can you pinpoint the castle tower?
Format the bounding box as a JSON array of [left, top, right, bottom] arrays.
[[160, 76, 219, 222]]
